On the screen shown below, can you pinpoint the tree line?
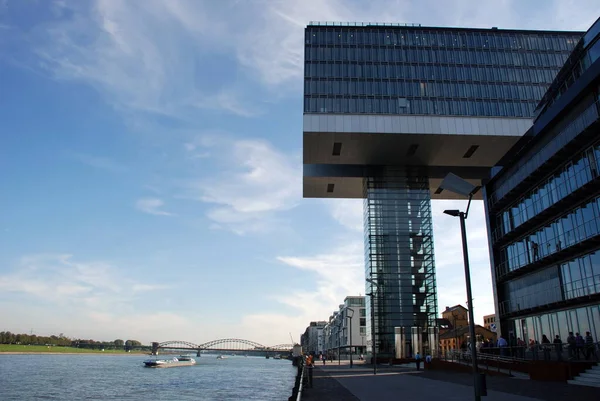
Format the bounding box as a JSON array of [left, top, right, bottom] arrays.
[[0, 331, 145, 350]]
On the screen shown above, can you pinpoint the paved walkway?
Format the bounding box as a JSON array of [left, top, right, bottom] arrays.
[[300, 362, 600, 401]]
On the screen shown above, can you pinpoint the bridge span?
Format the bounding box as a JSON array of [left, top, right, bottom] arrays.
[[151, 338, 295, 356]]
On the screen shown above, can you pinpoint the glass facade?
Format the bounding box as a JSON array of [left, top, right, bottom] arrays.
[[304, 25, 579, 117], [363, 167, 437, 357], [485, 18, 600, 342]]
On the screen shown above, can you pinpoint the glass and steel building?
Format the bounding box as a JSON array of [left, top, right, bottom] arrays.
[[483, 17, 600, 343], [303, 22, 581, 358]]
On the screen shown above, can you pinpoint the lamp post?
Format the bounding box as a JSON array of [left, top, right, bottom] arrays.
[[346, 307, 355, 368], [366, 278, 380, 375], [440, 173, 482, 401]]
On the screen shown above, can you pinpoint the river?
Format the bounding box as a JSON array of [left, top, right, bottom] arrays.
[[0, 354, 296, 400]]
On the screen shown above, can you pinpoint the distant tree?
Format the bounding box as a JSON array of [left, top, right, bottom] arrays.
[[114, 339, 124, 348]]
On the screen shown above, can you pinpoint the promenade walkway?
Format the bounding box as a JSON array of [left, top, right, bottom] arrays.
[[301, 361, 600, 401]]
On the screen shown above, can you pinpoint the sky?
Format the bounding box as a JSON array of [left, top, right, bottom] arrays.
[[0, 0, 598, 346]]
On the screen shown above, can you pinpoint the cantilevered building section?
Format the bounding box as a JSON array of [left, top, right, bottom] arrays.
[[302, 22, 581, 357]]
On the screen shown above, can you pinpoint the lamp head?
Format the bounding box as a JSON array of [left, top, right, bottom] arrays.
[[440, 173, 479, 197], [444, 209, 461, 217]]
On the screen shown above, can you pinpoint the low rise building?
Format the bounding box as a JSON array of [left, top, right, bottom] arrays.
[[483, 314, 497, 332]]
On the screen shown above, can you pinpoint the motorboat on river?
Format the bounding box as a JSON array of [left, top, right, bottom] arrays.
[[143, 355, 196, 368]]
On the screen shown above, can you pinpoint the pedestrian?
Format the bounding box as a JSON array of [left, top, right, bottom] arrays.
[[553, 335, 563, 361], [576, 333, 584, 359], [322, 353, 326, 365], [415, 352, 421, 370], [517, 337, 526, 359], [531, 241, 539, 261], [497, 335, 508, 357], [425, 354, 432, 369], [529, 339, 538, 360], [306, 354, 314, 388], [567, 332, 576, 359], [541, 335, 551, 361], [584, 332, 597, 361]]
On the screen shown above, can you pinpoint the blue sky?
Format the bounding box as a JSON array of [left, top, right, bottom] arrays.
[[0, 0, 598, 345]]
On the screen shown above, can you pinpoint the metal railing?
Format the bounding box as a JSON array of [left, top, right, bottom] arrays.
[[442, 342, 600, 366]]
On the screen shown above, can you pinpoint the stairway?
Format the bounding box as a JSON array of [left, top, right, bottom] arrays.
[[568, 364, 600, 388]]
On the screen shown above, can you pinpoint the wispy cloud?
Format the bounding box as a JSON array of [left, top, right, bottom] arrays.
[[0, 254, 168, 310], [180, 137, 301, 234], [135, 198, 174, 216], [71, 152, 128, 173], [276, 241, 364, 320]]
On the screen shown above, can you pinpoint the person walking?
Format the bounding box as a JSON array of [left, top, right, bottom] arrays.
[[584, 332, 597, 361], [553, 335, 563, 361], [415, 352, 422, 370]]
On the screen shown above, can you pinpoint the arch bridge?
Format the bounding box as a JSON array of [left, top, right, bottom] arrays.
[[151, 338, 294, 356]]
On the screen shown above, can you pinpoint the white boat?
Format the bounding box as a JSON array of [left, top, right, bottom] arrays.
[[143, 356, 196, 368], [273, 354, 281, 360], [216, 355, 228, 359]]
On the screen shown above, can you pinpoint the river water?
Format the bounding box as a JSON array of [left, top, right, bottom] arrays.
[[0, 354, 296, 400]]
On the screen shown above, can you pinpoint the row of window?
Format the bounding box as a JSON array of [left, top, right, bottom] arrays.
[[305, 80, 549, 101], [501, 265, 561, 312], [305, 29, 580, 53], [488, 99, 599, 206], [305, 62, 560, 85], [497, 197, 600, 277], [305, 46, 571, 68], [501, 250, 600, 315], [305, 97, 537, 117], [540, 36, 600, 115], [494, 141, 600, 241], [506, 305, 600, 347]]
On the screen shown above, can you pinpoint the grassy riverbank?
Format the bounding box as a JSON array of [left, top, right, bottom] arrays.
[[0, 344, 147, 354]]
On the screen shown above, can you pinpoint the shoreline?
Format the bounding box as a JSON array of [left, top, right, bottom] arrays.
[[0, 352, 149, 355]]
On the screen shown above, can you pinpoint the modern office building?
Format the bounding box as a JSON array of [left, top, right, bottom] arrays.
[[484, 17, 600, 343], [303, 22, 581, 357]]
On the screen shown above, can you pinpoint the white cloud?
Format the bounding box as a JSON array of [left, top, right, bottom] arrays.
[[181, 138, 301, 234], [274, 241, 364, 330], [0, 254, 168, 310], [23, 0, 259, 120], [135, 198, 174, 216], [326, 199, 363, 232], [71, 152, 128, 173]]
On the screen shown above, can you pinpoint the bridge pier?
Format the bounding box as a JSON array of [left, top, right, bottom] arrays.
[[197, 349, 201, 357], [151, 342, 159, 356]]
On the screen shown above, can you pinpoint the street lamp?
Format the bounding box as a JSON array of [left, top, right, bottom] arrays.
[[346, 307, 355, 368], [366, 277, 380, 375], [439, 172, 482, 401]]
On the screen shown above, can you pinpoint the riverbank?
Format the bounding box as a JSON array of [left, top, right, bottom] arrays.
[[0, 344, 148, 354], [0, 352, 147, 355]]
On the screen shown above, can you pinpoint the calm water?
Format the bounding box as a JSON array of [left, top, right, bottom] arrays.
[[0, 354, 296, 400]]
